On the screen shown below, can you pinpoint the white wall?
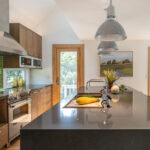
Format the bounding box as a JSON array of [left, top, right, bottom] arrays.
[[30, 1, 149, 95], [83, 40, 150, 95], [0, 0, 9, 32], [30, 2, 81, 84]]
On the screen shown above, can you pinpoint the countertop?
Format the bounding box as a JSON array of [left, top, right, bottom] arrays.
[[22, 86, 150, 130], [0, 84, 52, 99]]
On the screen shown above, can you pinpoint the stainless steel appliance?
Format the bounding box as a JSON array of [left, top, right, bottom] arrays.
[[0, 0, 27, 56], [8, 91, 31, 142]]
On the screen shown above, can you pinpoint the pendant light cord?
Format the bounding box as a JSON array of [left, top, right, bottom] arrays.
[[110, 0, 112, 6]]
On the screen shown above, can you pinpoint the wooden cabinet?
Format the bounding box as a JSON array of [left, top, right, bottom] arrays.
[[32, 32, 42, 58], [0, 124, 8, 148], [30, 86, 52, 120], [30, 90, 40, 120], [10, 23, 42, 58], [0, 98, 8, 123], [26, 29, 33, 56], [0, 98, 8, 148]]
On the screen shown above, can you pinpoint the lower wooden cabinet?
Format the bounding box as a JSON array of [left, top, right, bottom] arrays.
[[0, 123, 8, 148], [30, 86, 52, 120]]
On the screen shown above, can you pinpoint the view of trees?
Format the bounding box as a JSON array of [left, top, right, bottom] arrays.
[[60, 52, 77, 99], [6, 70, 25, 88]]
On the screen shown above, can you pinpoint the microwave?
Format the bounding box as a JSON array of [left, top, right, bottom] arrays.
[[20, 56, 42, 68]]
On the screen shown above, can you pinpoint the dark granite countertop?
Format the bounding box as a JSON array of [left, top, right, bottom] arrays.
[[0, 84, 52, 99], [22, 87, 150, 130]]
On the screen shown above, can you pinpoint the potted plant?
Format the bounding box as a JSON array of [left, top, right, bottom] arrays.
[[103, 70, 119, 89]]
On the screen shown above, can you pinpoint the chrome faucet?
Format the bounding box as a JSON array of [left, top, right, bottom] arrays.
[[100, 86, 112, 108]]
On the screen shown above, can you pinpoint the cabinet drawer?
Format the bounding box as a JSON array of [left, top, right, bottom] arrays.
[[0, 124, 8, 148]]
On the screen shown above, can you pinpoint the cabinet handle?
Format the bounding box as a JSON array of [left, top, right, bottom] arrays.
[[0, 130, 1, 134]]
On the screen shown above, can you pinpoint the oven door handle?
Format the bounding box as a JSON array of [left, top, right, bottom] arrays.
[[9, 99, 31, 110]]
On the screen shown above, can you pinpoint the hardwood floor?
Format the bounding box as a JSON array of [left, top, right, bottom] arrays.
[[2, 137, 20, 150]]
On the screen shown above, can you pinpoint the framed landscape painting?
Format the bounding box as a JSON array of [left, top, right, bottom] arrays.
[[100, 51, 133, 77]]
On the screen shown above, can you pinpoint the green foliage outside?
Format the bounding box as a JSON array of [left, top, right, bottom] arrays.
[[6, 70, 25, 88], [60, 52, 77, 99]]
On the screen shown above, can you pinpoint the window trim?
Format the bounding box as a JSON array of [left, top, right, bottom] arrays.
[[3, 68, 26, 89]]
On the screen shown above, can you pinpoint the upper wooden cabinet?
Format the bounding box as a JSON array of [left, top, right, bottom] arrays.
[[10, 23, 42, 59]]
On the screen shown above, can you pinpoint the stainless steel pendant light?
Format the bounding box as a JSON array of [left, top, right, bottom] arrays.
[[98, 41, 118, 56], [98, 50, 111, 56], [95, 0, 127, 41], [98, 41, 118, 51]]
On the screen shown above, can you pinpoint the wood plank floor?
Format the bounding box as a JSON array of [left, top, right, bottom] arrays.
[[2, 137, 20, 150]]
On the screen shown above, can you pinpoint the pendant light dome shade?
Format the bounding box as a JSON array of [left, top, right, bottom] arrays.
[[98, 50, 111, 56], [98, 41, 118, 51], [95, 19, 127, 41], [95, 0, 127, 41]]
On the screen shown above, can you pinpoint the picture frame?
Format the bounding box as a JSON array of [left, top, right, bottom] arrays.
[[100, 51, 133, 77]]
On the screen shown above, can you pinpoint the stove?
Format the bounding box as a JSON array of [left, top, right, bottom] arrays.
[[8, 91, 31, 142], [8, 91, 30, 104]]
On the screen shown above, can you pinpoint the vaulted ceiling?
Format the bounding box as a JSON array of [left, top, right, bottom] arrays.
[[9, 0, 55, 30], [10, 0, 150, 40]]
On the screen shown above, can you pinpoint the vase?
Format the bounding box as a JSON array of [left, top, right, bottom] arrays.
[[108, 83, 113, 89]]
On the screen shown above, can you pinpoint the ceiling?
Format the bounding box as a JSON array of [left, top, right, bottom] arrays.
[[10, 0, 150, 40], [55, 0, 150, 40], [9, 0, 55, 30]]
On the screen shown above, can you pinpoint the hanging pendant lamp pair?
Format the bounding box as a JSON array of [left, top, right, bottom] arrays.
[[95, 0, 127, 56]]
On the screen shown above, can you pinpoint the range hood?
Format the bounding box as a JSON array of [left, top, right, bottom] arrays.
[[0, 31, 27, 55], [0, 0, 27, 56]]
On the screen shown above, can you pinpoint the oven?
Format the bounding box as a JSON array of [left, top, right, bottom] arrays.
[[8, 97, 31, 142]]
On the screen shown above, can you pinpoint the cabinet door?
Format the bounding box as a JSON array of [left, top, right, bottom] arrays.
[[39, 88, 47, 114], [0, 124, 8, 148], [19, 24, 27, 50], [33, 32, 42, 58], [33, 32, 38, 58], [37, 36, 42, 58], [39, 86, 51, 114], [26, 29, 33, 56], [31, 90, 40, 120], [0, 98, 7, 123], [45, 86, 52, 110]]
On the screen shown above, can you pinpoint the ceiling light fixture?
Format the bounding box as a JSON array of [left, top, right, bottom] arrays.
[[98, 50, 111, 56], [98, 41, 118, 51], [95, 0, 127, 41]]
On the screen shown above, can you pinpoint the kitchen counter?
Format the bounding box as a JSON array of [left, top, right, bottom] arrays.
[[21, 87, 150, 150], [0, 84, 52, 99]]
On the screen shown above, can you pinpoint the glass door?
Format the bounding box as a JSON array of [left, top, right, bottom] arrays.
[[52, 44, 84, 105], [60, 52, 77, 100]]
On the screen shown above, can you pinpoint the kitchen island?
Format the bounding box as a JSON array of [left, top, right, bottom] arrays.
[[21, 87, 150, 150]]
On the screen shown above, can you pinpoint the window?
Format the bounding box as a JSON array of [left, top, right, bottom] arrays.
[[4, 69, 26, 89]]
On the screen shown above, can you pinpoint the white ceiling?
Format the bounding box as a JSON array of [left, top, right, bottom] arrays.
[[9, 0, 55, 30], [10, 0, 150, 40], [55, 0, 150, 40]]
